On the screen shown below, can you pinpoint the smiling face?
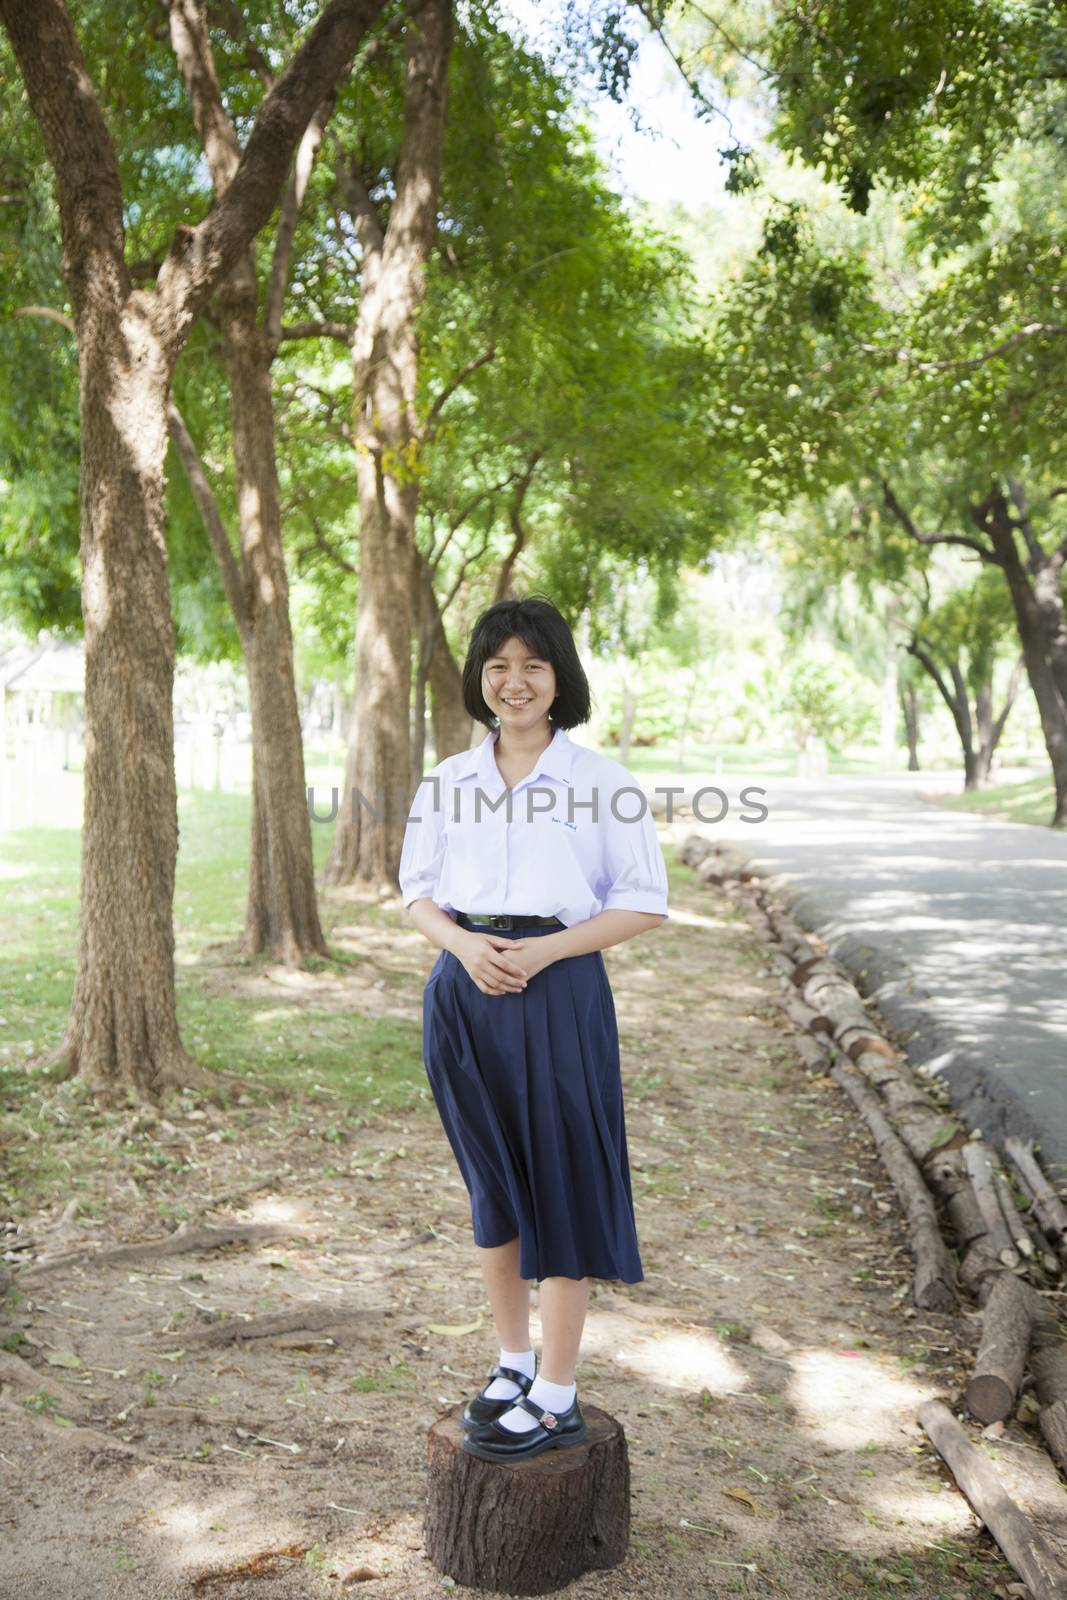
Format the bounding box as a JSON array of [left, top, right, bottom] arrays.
[[482, 635, 557, 730]]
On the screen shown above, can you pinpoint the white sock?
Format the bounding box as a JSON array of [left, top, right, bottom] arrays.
[[497, 1373, 576, 1433], [482, 1346, 536, 1400]]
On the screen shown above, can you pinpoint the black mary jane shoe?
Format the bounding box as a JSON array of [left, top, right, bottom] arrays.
[[461, 1363, 536, 1431], [461, 1391, 588, 1461]]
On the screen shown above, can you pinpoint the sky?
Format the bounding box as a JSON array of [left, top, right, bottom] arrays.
[[491, 0, 748, 208]]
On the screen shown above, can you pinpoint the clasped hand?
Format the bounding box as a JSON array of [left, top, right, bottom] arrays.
[[454, 931, 556, 996]]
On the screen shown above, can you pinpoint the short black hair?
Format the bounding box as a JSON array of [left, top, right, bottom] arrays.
[[461, 595, 592, 731]]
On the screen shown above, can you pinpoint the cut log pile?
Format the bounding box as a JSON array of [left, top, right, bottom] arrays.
[[679, 834, 1067, 1599]]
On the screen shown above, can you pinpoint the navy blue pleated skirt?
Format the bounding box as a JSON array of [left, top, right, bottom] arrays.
[[421, 918, 644, 1284]]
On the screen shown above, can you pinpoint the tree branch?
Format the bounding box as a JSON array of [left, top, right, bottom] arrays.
[[265, 90, 339, 353], [209, 0, 276, 89], [906, 637, 962, 721], [1006, 476, 1048, 570], [423, 461, 531, 574], [683, 1, 776, 80], [882, 478, 999, 565], [335, 149, 385, 258], [423, 341, 496, 438], [293, 512, 357, 576], [889, 322, 1067, 375], [495, 448, 543, 601], [166, 401, 250, 636], [167, 0, 241, 195], [154, 0, 390, 345], [14, 304, 76, 334], [992, 653, 1025, 745], [630, 0, 739, 138], [277, 319, 355, 345]]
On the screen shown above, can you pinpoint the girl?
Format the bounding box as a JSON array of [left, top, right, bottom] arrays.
[[398, 595, 668, 1461]]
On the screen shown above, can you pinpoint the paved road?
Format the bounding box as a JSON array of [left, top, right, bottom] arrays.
[[678, 769, 1067, 1180]]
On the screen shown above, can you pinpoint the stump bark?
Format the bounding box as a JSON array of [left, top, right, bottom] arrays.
[[424, 1403, 630, 1594]]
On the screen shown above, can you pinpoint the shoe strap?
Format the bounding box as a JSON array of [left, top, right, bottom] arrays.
[[488, 1363, 532, 1389], [512, 1393, 559, 1427]]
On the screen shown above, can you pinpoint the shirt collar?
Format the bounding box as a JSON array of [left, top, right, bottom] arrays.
[[453, 723, 574, 786]]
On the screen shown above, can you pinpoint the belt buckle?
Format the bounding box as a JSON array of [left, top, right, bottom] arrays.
[[490, 914, 513, 929]]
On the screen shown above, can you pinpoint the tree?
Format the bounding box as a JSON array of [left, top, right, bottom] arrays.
[[163, 0, 345, 966], [403, 15, 725, 766], [272, 7, 725, 825], [905, 569, 1024, 789], [0, 0, 389, 1103], [696, 1, 1067, 819], [703, 190, 1067, 822], [777, 646, 878, 761], [321, 0, 454, 890]]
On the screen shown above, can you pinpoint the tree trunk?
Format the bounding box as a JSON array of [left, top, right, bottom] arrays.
[[886, 476, 1067, 823], [326, 507, 419, 885], [984, 494, 1067, 825], [617, 676, 638, 765], [324, 0, 453, 887], [412, 635, 430, 779], [901, 682, 920, 770], [427, 627, 473, 764], [908, 640, 1015, 797], [879, 643, 898, 770], [51, 304, 212, 1101], [218, 267, 328, 962], [418, 550, 473, 766]]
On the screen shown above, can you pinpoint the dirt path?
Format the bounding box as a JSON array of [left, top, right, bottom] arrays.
[[0, 863, 1039, 1598]]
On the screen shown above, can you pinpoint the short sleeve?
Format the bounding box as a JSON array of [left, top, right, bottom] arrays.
[[599, 791, 669, 919], [398, 772, 446, 909]]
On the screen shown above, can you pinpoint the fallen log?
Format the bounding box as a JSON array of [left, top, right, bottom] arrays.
[[678, 836, 715, 868], [1028, 1305, 1067, 1477], [794, 1034, 830, 1073], [155, 1305, 367, 1350], [840, 1031, 899, 1063], [760, 902, 823, 963], [851, 1052, 908, 1093], [964, 1271, 1037, 1423], [828, 1059, 957, 1312], [991, 1165, 1034, 1261], [781, 991, 832, 1036], [1004, 1136, 1067, 1248], [766, 949, 796, 980], [742, 904, 776, 937], [918, 1398, 1067, 1600], [791, 956, 840, 988], [941, 1159, 995, 1251], [891, 1109, 969, 1171], [962, 1142, 1020, 1269], [799, 972, 873, 1038], [958, 1236, 1012, 1302], [14, 1220, 300, 1280]]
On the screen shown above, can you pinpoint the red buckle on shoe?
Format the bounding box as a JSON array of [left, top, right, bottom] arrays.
[[541, 1412, 557, 1428]]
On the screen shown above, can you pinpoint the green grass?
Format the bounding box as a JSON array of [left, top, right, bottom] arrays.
[[919, 770, 1058, 828], [0, 785, 433, 1212]]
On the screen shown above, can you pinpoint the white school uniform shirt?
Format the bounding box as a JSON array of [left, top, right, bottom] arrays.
[[397, 723, 670, 928]]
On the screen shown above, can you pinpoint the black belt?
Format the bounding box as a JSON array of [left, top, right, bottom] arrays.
[[457, 912, 563, 929]]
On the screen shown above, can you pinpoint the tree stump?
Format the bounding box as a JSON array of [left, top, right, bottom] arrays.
[[424, 1403, 630, 1594]]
